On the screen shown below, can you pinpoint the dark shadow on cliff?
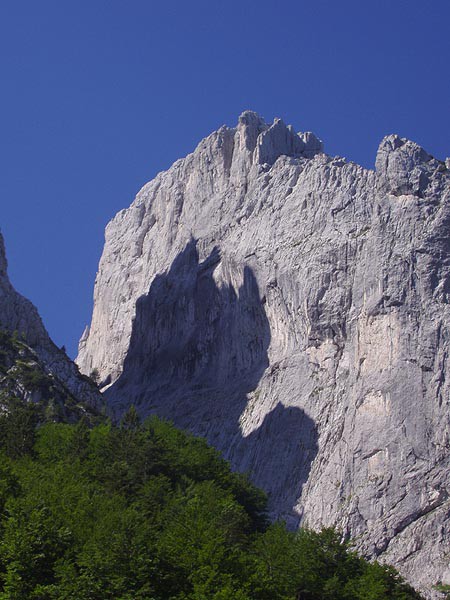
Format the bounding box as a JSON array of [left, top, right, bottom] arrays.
[[108, 239, 318, 523], [229, 404, 318, 527]]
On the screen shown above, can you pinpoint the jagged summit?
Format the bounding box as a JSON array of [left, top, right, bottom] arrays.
[[232, 110, 324, 164], [236, 111, 443, 174], [77, 113, 449, 597]]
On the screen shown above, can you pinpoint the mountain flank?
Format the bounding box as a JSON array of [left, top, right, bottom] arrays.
[[0, 232, 101, 417], [77, 111, 450, 597], [0, 229, 423, 599]]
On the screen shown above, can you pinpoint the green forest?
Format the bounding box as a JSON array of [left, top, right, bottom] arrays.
[[0, 397, 423, 600]]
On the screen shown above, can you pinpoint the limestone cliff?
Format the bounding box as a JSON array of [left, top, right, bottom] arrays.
[[0, 233, 101, 413], [77, 112, 450, 597]]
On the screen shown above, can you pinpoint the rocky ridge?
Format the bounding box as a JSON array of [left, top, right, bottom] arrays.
[[0, 233, 101, 413], [0, 329, 100, 424], [77, 112, 450, 597]]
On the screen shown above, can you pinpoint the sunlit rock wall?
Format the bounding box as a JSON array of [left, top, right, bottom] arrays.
[[77, 112, 450, 597]]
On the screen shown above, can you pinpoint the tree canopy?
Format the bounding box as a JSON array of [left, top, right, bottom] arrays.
[[0, 401, 424, 600]]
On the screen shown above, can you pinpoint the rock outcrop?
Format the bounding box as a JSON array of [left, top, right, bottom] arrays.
[[0, 329, 100, 424], [0, 233, 101, 412], [77, 111, 450, 597]]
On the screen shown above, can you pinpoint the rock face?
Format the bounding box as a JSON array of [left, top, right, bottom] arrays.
[[0, 233, 101, 412], [77, 112, 450, 597]]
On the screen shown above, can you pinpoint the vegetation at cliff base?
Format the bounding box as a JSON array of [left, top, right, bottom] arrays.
[[0, 399, 424, 600]]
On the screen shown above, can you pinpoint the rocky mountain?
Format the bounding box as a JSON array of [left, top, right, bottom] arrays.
[[0, 232, 102, 416], [77, 111, 450, 597]]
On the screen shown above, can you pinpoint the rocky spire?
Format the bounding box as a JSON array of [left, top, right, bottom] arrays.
[[235, 110, 323, 165], [236, 110, 268, 152]]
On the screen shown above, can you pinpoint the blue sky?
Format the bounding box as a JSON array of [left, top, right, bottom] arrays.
[[1, 0, 449, 357]]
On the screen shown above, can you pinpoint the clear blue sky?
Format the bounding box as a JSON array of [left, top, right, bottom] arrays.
[[1, 0, 449, 357]]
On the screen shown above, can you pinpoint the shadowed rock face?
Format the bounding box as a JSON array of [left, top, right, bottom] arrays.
[[110, 239, 318, 522], [0, 233, 101, 411], [77, 111, 450, 597], [114, 240, 270, 405]]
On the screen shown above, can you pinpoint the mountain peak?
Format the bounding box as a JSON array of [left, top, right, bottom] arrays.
[[77, 113, 449, 597], [234, 111, 323, 164]]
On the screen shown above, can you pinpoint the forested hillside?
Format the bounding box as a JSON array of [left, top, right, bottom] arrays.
[[0, 399, 423, 599]]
